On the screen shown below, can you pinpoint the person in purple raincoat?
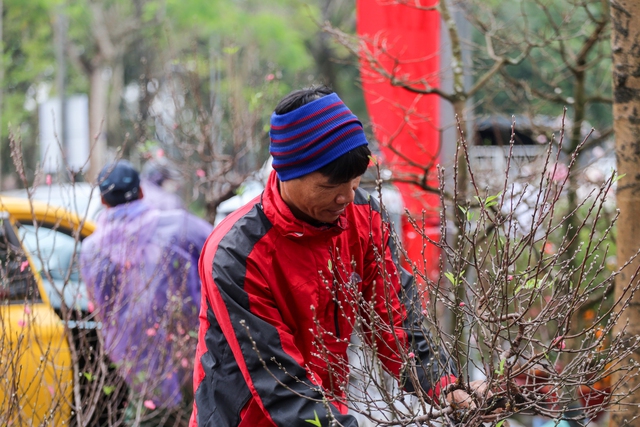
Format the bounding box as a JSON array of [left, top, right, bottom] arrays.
[[80, 160, 212, 426], [140, 157, 185, 211]]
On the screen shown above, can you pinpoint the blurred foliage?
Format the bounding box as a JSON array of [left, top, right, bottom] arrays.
[[1, 0, 364, 188], [469, 0, 612, 133], [1, 0, 613, 195]]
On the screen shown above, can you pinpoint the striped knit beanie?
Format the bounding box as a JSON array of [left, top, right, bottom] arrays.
[[269, 92, 369, 181]]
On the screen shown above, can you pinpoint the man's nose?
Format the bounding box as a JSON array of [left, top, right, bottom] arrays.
[[336, 185, 356, 205]]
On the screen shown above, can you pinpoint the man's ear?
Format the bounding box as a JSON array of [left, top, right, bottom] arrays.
[[101, 195, 110, 207], [138, 186, 144, 200]]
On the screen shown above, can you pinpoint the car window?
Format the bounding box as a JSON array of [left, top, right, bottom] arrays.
[[0, 218, 41, 302], [17, 224, 89, 312]]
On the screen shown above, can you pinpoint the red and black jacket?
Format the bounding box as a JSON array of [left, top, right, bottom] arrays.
[[191, 171, 455, 427]]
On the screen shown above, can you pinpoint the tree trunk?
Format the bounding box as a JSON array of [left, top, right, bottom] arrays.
[[88, 65, 109, 181], [107, 58, 124, 148], [563, 69, 586, 291], [610, 1, 640, 425]]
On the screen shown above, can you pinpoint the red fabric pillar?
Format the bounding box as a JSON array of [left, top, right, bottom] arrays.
[[356, 0, 442, 282]]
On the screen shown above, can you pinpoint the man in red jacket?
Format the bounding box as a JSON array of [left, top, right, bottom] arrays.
[[191, 86, 481, 427]]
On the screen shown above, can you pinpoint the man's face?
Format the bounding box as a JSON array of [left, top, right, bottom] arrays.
[[280, 172, 362, 224]]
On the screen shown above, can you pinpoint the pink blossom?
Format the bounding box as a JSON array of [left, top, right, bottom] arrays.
[[550, 163, 569, 182], [157, 149, 165, 158], [421, 309, 428, 316], [20, 261, 29, 272], [46, 174, 52, 186], [154, 323, 160, 329], [24, 305, 31, 314], [196, 169, 206, 178], [143, 400, 156, 410], [459, 302, 465, 307], [265, 73, 275, 81], [17, 320, 26, 327], [47, 386, 55, 396], [408, 352, 415, 358], [146, 328, 157, 337], [507, 275, 514, 281], [88, 301, 95, 313], [181, 358, 189, 368], [551, 336, 566, 350]]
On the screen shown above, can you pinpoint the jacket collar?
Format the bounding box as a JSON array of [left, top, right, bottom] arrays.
[[261, 170, 348, 241], [99, 198, 149, 224]]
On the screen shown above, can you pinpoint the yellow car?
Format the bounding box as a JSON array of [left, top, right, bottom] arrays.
[[0, 195, 98, 426]]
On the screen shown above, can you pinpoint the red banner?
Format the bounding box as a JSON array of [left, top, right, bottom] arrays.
[[357, 0, 442, 281]]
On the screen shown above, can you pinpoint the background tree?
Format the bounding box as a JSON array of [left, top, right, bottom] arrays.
[[1, 0, 57, 186], [610, 0, 640, 425], [64, 0, 162, 179]]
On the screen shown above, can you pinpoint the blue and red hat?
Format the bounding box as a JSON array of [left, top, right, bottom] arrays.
[[269, 93, 369, 181]]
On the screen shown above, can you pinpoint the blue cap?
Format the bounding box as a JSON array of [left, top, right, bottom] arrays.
[[98, 160, 141, 207]]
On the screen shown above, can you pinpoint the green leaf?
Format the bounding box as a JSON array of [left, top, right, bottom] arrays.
[[444, 271, 456, 286], [305, 410, 322, 427], [458, 205, 473, 221], [613, 172, 626, 184], [475, 192, 502, 209], [525, 278, 541, 290], [103, 385, 115, 396], [223, 46, 240, 55], [327, 259, 333, 271], [83, 372, 94, 382], [494, 357, 506, 375], [444, 270, 465, 287], [496, 421, 505, 427], [515, 277, 542, 294]]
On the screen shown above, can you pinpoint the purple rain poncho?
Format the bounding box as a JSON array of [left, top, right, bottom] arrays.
[[140, 179, 185, 211], [80, 199, 212, 409]]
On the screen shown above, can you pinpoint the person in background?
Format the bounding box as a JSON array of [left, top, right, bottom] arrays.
[[190, 86, 490, 427], [140, 155, 185, 211], [80, 160, 212, 426]]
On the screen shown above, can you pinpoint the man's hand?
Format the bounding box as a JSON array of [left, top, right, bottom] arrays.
[[446, 380, 492, 410]]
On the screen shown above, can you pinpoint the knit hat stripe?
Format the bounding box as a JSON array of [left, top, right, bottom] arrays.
[[270, 101, 344, 131], [275, 130, 366, 178], [270, 110, 352, 145], [269, 92, 369, 181], [270, 118, 361, 157], [273, 124, 362, 166]]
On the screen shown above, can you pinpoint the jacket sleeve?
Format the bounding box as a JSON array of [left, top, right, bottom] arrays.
[[360, 197, 457, 398], [193, 211, 358, 427], [183, 215, 213, 321], [79, 237, 119, 314]]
